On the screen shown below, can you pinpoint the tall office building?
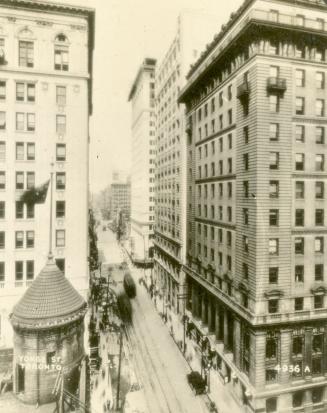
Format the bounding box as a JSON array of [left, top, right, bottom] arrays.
[[0, 0, 94, 349], [110, 179, 131, 222], [128, 58, 156, 262], [154, 10, 222, 340], [179, 0, 327, 411]]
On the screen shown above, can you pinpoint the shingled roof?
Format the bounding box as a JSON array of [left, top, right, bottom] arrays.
[[10, 257, 87, 330]]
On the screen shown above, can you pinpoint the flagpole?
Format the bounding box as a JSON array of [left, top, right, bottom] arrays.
[[49, 164, 54, 258]]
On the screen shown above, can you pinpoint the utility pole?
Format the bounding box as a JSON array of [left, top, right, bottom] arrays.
[[116, 326, 123, 410]]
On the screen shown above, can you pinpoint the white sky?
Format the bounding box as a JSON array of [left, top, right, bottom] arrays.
[[52, 0, 243, 193]]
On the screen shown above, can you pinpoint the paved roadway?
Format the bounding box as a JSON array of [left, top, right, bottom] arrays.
[[97, 227, 210, 413]]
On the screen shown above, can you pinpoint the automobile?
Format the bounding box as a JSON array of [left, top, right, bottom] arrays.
[[123, 390, 147, 413], [186, 371, 206, 395]]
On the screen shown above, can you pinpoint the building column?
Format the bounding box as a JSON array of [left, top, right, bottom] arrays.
[[207, 297, 212, 332], [250, 330, 266, 390], [201, 293, 207, 325], [215, 304, 220, 341], [191, 283, 198, 317], [233, 317, 241, 369], [280, 329, 292, 385], [223, 308, 229, 351], [304, 327, 313, 379]]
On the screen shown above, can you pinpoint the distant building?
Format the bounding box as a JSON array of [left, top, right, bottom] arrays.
[[0, 0, 94, 350], [110, 180, 131, 222], [179, 0, 327, 411], [128, 58, 156, 262], [153, 10, 225, 342]]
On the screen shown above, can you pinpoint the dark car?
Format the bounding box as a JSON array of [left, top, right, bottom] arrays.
[[123, 272, 136, 298], [187, 371, 206, 395]]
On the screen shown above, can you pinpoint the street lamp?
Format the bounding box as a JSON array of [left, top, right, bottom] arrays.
[[177, 293, 189, 353]]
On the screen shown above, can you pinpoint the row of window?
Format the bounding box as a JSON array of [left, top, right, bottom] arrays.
[[197, 85, 233, 122], [197, 182, 233, 199], [0, 112, 67, 134], [0, 229, 65, 249], [0, 172, 66, 190], [268, 123, 327, 144], [16, 36, 69, 71], [295, 68, 326, 89], [266, 386, 324, 413], [268, 294, 324, 314], [197, 110, 233, 140], [197, 205, 233, 222], [198, 158, 233, 178], [0, 142, 67, 162], [198, 133, 233, 159]]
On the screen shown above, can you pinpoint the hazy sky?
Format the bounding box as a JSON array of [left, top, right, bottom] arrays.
[[55, 0, 243, 193]]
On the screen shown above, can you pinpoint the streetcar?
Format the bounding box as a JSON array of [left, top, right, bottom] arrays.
[[123, 272, 136, 298]]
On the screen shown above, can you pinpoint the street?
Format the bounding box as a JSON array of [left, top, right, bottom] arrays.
[[96, 228, 211, 413]]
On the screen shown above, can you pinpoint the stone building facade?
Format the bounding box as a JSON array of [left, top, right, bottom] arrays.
[[179, 0, 327, 411], [0, 0, 94, 350]]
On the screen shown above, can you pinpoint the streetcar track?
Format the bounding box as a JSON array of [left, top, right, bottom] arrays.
[[131, 291, 188, 413]]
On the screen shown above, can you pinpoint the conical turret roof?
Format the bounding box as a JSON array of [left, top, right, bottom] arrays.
[[10, 257, 86, 330]]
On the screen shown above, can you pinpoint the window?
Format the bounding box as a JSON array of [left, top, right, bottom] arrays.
[[269, 209, 279, 226], [0, 202, 4, 219], [56, 230, 65, 247], [219, 114, 223, 129], [219, 92, 223, 107], [314, 295, 324, 309], [211, 97, 215, 113], [26, 172, 35, 189], [295, 181, 304, 199], [228, 158, 232, 173], [293, 392, 303, 408], [243, 263, 248, 279], [316, 209, 324, 226], [295, 153, 304, 170], [295, 45, 305, 59], [26, 231, 34, 248], [211, 141, 215, 155], [16, 83, 35, 102], [316, 127, 325, 144], [269, 40, 279, 55], [315, 154, 324, 171], [315, 237, 324, 254], [269, 152, 279, 170], [268, 299, 278, 314], [0, 142, 5, 162], [16, 201, 24, 219], [292, 335, 303, 357], [0, 81, 6, 100], [269, 181, 279, 198], [295, 265, 304, 282], [270, 65, 279, 78], [315, 264, 324, 281], [0, 262, 4, 282], [56, 86, 66, 105], [0, 112, 5, 130], [0, 171, 5, 189], [227, 85, 232, 100], [26, 143, 35, 161], [227, 231, 232, 247], [16, 113, 24, 131], [228, 133, 232, 149], [243, 236, 249, 252], [56, 115, 66, 134], [269, 123, 279, 141], [266, 398, 277, 413], [27, 203, 34, 219], [295, 209, 304, 226], [295, 69, 305, 87], [56, 258, 65, 274], [56, 144, 66, 161], [243, 154, 249, 170], [26, 260, 34, 280], [296, 14, 305, 26], [312, 388, 323, 404], [56, 172, 66, 190], [295, 125, 305, 142], [316, 99, 325, 117], [316, 72, 325, 89], [15, 261, 23, 281], [295, 238, 304, 254], [269, 267, 278, 284], [54, 35, 69, 71], [269, 95, 279, 112], [27, 113, 35, 131], [15, 231, 24, 248], [0, 232, 5, 249], [266, 336, 277, 360], [295, 297, 304, 311], [228, 109, 232, 125], [316, 47, 325, 62], [19, 41, 34, 68], [316, 182, 324, 199], [296, 97, 305, 115], [269, 239, 278, 255], [243, 126, 249, 144], [56, 201, 65, 218], [228, 182, 232, 198], [16, 172, 24, 190]]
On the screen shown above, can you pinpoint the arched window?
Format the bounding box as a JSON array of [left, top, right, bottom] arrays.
[[18, 27, 35, 68], [54, 34, 69, 71]]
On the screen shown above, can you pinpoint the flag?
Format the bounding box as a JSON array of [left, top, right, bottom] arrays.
[[20, 180, 50, 205]]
